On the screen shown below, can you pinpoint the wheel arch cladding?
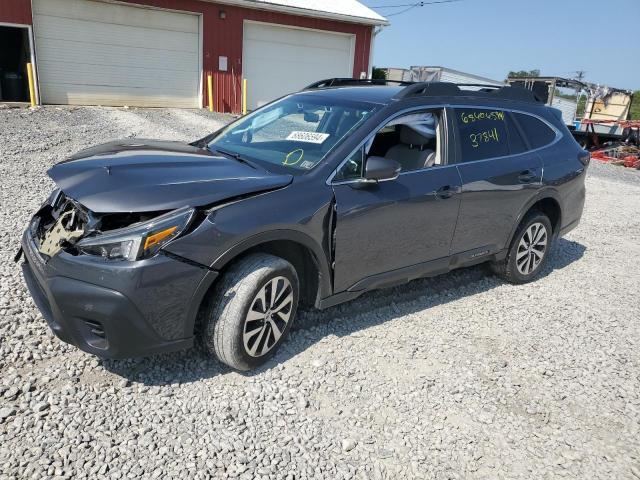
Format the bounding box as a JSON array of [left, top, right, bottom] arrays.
[[507, 192, 563, 249], [211, 230, 331, 307], [192, 237, 323, 336], [530, 197, 562, 234], [240, 240, 320, 308]]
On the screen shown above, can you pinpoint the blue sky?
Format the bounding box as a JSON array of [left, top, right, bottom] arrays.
[[361, 0, 640, 90]]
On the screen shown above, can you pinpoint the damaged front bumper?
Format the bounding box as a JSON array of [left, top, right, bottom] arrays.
[[18, 199, 218, 359]]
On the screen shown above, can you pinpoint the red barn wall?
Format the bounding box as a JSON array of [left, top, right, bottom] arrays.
[[0, 0, 33, 25], [0, 0, 373, 112]]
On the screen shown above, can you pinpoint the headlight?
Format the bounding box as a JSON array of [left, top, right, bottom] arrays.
[[76, 207, 195, 261]]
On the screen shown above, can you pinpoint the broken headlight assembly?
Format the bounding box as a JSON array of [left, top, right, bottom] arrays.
[[76, 207, 195, 261]]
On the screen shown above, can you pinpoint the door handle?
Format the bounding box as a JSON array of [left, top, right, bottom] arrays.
[[518, 170, 536, 183], [435, 185, 456, 199]]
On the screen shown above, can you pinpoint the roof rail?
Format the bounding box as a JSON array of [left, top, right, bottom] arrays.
[[392, 82, 461, 99], [392, 82, 542, 103], [302, 78, 543, 104], [303, 78, 413, 90]]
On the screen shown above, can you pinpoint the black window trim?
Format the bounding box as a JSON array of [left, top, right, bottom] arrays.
[[327, 104, 452, 185], [449, 105, 562, 166], [504, 110, 529, 154]]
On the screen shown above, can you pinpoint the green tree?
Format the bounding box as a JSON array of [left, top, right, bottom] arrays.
[[372, 67, 387, 80], [630, 91, 640, 120], [576, 94, 587, 118], [507, 69, 541, 78]]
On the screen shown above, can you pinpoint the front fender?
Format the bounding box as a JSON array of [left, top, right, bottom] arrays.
[[163, 182, 335, 299]]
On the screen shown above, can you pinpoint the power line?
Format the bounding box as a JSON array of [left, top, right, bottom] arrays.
[[370, 0, 464, 13], [369, 0, 466, 18]]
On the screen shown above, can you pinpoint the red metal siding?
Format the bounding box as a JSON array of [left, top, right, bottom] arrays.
[[118, 0, 373, 112], [0, 0, 33, 25], [0, 0, 373, 112]]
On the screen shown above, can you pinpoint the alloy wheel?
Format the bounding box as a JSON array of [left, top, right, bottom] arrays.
[[243, 276, 294, 357], [516, 222, 548, 275]]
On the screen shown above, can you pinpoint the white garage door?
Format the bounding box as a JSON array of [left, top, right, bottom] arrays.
[[32, 0, 200, 108], [243, 22, 355, 110]]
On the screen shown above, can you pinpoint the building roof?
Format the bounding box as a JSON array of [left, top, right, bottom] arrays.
[[214, 0, 389, 25]]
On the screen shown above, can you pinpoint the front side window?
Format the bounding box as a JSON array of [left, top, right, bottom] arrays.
[[207, 95, 377, 173], [333, 109, 445, 182], [368, 110, 443, 173], [455, 108, 510, 162], [334, 148, 364, 182]]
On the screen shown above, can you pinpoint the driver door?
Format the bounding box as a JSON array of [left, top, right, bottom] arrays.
[[331, 109, 462, 293]]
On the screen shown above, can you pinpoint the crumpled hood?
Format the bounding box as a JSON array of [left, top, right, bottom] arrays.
[[47, 139, 293, 213]]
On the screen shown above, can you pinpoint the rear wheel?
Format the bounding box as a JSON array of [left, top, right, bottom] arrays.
[[203, 253, 299, 371], [491, 210, 552, 284]]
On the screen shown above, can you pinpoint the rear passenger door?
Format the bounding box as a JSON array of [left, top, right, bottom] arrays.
[[450, 107, 543, 255]]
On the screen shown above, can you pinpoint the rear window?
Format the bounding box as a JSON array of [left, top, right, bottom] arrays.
[[454, 108, 509, 161], [513, 113, 557, 149]]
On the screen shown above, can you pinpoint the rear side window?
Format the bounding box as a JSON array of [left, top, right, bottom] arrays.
[[454, 108, 509, 161], [513, 113, 557, 149], [505, 113, 527, 154]]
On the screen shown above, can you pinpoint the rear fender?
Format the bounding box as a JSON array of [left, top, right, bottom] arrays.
[[505, 188, 563, 248]]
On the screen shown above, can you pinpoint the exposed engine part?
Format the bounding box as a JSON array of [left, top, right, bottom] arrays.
[[38, 210, 85, 256], [33, 191, 182, 259]]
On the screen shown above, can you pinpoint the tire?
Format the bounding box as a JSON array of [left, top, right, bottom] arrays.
[[491, 210, 553, 284], [202, 253, 299, 371]]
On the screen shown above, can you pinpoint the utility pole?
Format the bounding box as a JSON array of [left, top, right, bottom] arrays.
[[572, 71, 587, 121]]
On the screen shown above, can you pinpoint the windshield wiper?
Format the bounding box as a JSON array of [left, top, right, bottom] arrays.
[[213, 148, 258, 170]]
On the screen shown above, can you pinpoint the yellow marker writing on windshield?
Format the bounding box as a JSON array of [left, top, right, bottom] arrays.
[[283, 149, 304, 166]]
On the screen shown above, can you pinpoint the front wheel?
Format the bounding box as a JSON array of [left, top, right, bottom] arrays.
[[491, 210, 553, 284], [203, 253, 299, 371]]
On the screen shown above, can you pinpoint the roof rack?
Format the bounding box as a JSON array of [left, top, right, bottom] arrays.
[[304, 78, 414, 90], [392, 82, 542, 103], [303, 77, 543, 104]]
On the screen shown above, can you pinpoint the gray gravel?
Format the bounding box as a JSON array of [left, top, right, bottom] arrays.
[[1, 106, 640, 479]]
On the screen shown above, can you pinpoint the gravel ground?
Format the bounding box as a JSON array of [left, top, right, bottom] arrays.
[[1, 106, 640, 480]]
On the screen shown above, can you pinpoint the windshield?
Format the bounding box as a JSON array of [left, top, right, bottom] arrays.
[[207, 95, 377, 173]]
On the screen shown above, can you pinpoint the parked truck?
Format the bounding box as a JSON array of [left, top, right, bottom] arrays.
[[384, 66, 504, 88], [506, 76, 634, 149]]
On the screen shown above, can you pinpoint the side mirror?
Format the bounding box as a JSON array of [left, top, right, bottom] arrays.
[[363, 156, 401, 183]]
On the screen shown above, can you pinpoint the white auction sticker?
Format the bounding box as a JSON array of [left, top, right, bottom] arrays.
[[286, 131, 330, 144]]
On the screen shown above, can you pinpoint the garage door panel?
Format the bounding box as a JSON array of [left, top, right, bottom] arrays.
[[41, 84, 197, 108], [245, 23, 351, 51], [36, 40, 199, 73], [244, 39, 351, 61], [38, 61, 198, 90], [243, 22, 354, 109], [33, 0, 198, 34], [244, 47, 350, 68], [34, 16, 199, 53], [244, 54, 345, 75], [33, 0, 200, 108]]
